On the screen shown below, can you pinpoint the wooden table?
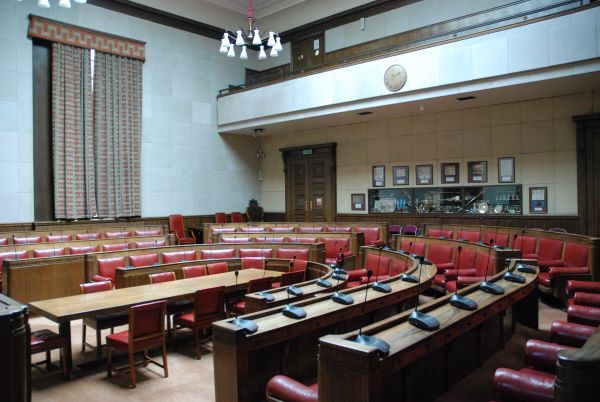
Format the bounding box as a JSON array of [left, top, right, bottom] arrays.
[[28, 268, 281, 377]]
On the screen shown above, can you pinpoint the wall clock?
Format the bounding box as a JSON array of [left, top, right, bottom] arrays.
[[383, 64, 407, 92]]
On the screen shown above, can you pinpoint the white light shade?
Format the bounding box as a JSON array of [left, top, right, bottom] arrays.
[[267, 32, 275, 47], [227, 44, 235, 58], [252, 29, 261, 45], [74, 0, 87, 3], [222, 32, 231, 47], [258, 45, 266, 60], [235, 30, 244, 46], [240, 45, 248, 60], [38, 0, 50, 7], [274, 36, 283, 52], [219, 39, 228, 54], [269, 47, 278, 57], [59, 0, 71, 8]]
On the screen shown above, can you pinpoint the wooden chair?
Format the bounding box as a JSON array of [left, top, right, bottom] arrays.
[[173, 286, 225, 359], [106, 300, 168, 388], [30, 329, 68, 377], [272, 271, 305, 289], [168, 214, 196, 245], [148, 272, 188, 335], [241, 256, 266, 270], [207, 262, 229, 275], [229, 277, 273, 315], [80, 281, 129, 357], [182, 265, 207, 278]]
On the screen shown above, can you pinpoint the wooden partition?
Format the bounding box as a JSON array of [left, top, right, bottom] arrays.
[[212, 249, 435, 402], [0, 293, 29, 402], [556, 327, 600, 402], [317, 263, 539, 402]]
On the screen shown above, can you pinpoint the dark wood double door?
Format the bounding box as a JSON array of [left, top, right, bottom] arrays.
[[280, 143, 336, 222]]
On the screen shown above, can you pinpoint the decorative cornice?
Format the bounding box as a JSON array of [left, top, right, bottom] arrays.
[[28, 15, 146, 61]]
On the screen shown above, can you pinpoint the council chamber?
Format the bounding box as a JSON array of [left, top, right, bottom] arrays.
[[1, 0, 600, 401]]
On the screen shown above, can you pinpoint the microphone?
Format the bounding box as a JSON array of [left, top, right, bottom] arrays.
[[330, 257, 354, 305], [230, 270, 259, 334], [50, 232, 57, 257], [492, 220, 504, 249], [479, 239, 505, 295], [438, 222, 446, 240], [457, 216, 465, 242], [449, 246, 478, 310], [515, 229, 535, 273], [286, 257, 303, 296], [316, 256, 333, 288], [371, 245, 391, 293], [477, 217, 485, 245], [408, 256, 440, 331], [401, 243, 419, 283], [281, 280, 307, 319], [503, 233, 526, 283], [353, 270, 390, 356]]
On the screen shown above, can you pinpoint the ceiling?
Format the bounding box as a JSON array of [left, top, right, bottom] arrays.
[[201, 0, 309, 19]]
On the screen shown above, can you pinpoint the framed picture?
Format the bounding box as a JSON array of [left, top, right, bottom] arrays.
[[468, 161, 488, 183], [392, 165, 409, 186], [416, 164, 433, 185], [351, 193, 365, 211], [529, 187, 548, 214], [498, 157, 515, 183], [441, 162, 459, 184], [372, 165, 385, 187]]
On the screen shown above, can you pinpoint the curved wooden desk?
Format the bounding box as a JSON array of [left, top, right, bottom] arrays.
[[212, 249, 436, 402], [317, 263, 539, 402]]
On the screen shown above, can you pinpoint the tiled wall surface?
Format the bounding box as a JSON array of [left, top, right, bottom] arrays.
[[260, 91, 599, 215], [0, 0, 260, 222]]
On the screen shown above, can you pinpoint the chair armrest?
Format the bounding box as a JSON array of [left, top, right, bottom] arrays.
[[266, 375, 318, 402], [567, 304, 600, 326], [92, 275, 112, 283], [347, 269, 368, 281], [524, 339, 574, 372], [368, 240, 386, 247], [493, 368, 554, 402], [550, 320, 596, 347], [548, 266, 589, 279], [444, 269, 476, 281], [572, 292, 600, 308], [566, 280, 600, 297]]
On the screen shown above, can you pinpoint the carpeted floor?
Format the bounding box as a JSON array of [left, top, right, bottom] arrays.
[[30, 299, 566, 402]]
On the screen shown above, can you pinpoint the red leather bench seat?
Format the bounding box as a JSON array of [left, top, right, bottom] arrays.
[[427, 229, 454, 239], [162, 250, 197, 263], [457, 230, 480, 243], [276, 248, 309, 261], [239, 248, 273, 258], [354, 226, 385, 246], [129, 253, 159, 267], [200, 249, 235, 259], [427, 244, 454, 273]]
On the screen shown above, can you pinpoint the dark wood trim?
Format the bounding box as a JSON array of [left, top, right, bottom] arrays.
[[33, 39, 53, 222], [574, 113, 600, 237], [88, 0, 223, 40]]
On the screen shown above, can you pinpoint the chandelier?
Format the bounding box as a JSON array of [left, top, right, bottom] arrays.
[[17, 0, 87, 8], [219, 0, 282, 60], [253, 128, 265, 159]]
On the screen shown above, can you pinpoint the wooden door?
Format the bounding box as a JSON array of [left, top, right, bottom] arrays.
[[574, 114, 600, 236], [281, 144, 336, 222], [291, 32, 325, 73]]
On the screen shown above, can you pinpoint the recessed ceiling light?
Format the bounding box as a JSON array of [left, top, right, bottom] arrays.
[[457, 96, 476, 101], [357, 111, 373, 115]]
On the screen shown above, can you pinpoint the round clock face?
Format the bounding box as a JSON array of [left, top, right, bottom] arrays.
[[383, 64, 407, 92]]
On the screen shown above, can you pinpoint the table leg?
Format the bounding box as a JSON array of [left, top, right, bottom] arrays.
[[59, 321, 72, 379]]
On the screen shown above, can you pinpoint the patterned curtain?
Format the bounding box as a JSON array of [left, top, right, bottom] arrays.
[[93, 52, 143, 217], [52, 43, 96, 219]]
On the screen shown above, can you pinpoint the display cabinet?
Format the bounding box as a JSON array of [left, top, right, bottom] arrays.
[[368, 185, 522, 214]]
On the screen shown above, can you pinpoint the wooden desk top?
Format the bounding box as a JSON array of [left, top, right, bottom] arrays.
[[29, 269, 280, 323]]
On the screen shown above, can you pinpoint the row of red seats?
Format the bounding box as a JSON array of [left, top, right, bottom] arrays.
[[492, 279, 600, 401], [92, 248, 310, 283], [0, 229, 161, 245]]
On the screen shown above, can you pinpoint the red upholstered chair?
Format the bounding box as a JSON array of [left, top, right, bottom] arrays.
[[230, 212, 243, 223], [134, 240, 166, 249], [200, 249, 235, 259], [325, 226, 352, 233], [212, 227, 237, 234], [13, 236, 41, 244], [492, 368, 554, 402], [290, 259, 308, 272], [566, 280, 600, 299], [162, 250, 197, 264], [536, 238, 564, 270], [182, 265, 207, 278], [354, 226, 385, 247], [30, 329, 68, 377], [288, 236, 318, 244], [427, 229, 454, 239], [69, 245, 99, 255], [149, 272, 176, 284], [221, 237, 250, 244], [106, 300, 168, 388], [299, 226, 323, 233], [241, 257, 265, 270], [214, 212, 227, 223], [266, 375, 318, 402], [239, 226, 266, 232], [229, 277, 273, 315], [102, 243, 128, 252], [33, 248, 65, 258], [239, 248, 272, 258], [389, 258, 411, 277], [444, 252, 492, 293], [271, 226, 297, 233], [173, 286, 225, 358], [75, 232, 100, 240], [434, 248, 477, 290], [272, 270, 306, 289], [539, 243, 589, 289], [426, 244, 455, 273], [567, 301, 600, 326], [133, 229, 161, 236], [93, 257, 126, 283], [0, 238, 7, 245], [322, 237, 353, 265], [347, 254, 391, 286], [169, 214, 196, 245], [148, 272, 190, 334], [483, 232, 509, 248], [47, 234, 72, 242], [402, 225, 418, 236], [456, 230, 481, 243], [80, 281, 128, 357], [129, 254, 159, 267], [276, 248, 310, 261], [524, 339, 575, 373], [550, 320, 596, 347], [255, 236, 288, 243], [398, 240, 426, 256], [105, 231, 130, 239], [207, 262, 228, 275], [513, 235, 538, 258]]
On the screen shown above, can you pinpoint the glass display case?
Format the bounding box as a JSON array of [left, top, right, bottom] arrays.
[[368, 185, 522, 214]]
